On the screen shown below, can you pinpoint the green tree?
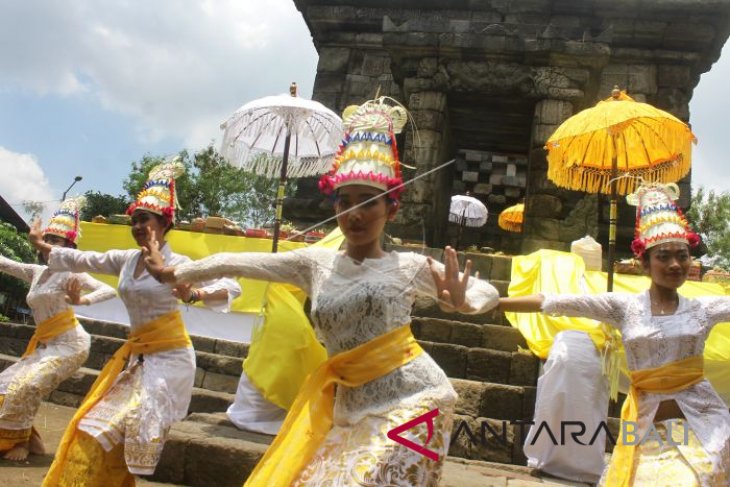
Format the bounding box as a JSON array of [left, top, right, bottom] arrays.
[[22, 201, 45, 221], [687, 187, 730, 270], [80, 191, 130, 221], [123, 145, 295, 227], [0, 222, 37, 318]]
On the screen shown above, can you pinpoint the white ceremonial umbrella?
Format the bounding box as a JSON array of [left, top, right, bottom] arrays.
[[448, 194, 489, 227], [220, 83, 344, 252], [448, 194, 488, 250]]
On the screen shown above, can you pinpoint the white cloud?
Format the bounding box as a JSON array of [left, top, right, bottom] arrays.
[[0, 147, 55, 222], [0, 0, 318, 148], [688, 43, 730, 193]]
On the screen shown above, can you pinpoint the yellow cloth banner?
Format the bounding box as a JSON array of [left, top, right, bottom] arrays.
[[605, 355, 704, 487], [242, 229, 344, 410], [43, 310, 191, 487], [242, 283, 328, 411], [505, 249, 730, 404], [506, 250, 612, 358], [244, 324, 423, 487], [77, 222, 308, 313], [22, 308, 78, 358]]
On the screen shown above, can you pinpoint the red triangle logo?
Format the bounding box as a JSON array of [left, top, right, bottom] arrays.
[[386, 408, 440, 461]]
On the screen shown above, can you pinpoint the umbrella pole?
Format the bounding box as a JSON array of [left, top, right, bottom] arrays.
[[271, 131, 291, 253], [456, 208, 466, 250], [607, 137, 618, 292]]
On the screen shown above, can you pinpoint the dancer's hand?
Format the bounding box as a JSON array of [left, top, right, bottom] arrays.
[[172, 283, 194, 302], [141, 229, 177, 283], [28, 219, 52, 260], [64, 277, 89, 305], [428, 246, 476, 313], [28, 219, 43, 246], [29, 219, 52, 260]]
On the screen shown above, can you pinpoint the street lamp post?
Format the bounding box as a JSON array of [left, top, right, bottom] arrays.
[[61, 176, 83, 202]]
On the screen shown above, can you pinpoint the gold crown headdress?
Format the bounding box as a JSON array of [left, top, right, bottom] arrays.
[[126, 158, 185, 222], [43, 196, 87, 244], [626, 182, 699, 257], [319, 97, 408, 199]]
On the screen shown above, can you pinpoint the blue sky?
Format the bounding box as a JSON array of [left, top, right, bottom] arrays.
[[0, 0, 319, 221], [1, 0, 728, 223]]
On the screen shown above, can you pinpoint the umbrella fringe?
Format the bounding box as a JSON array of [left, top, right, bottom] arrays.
[[498, 220, 523, 232], [498, 203, 524, 233], [547, 154, 691, 195], [222, 146, 335, 179]]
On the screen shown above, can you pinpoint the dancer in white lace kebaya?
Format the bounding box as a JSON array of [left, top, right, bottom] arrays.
[[0, 197, 116, 462], [500, 183, 730, 487], [31, 162, 241, 487], [145, 98, 500, 487]]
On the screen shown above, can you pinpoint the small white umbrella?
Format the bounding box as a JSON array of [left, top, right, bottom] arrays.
[[448, 194, 488, 250], [448, 194, 489, 227], [220, 83, 344, 251]]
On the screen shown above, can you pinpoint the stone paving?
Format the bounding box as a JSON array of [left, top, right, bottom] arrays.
[[0, 402, 182, 487]]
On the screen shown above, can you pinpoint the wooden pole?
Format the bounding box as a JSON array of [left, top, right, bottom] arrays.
[[607, 138, 618, 292], [271, 82, 297, 253], [607, 86, 622, 292], [271, 132, 290, 254]]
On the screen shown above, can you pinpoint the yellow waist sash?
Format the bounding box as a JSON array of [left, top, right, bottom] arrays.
[[605, 355, 704, 487], [244, 323, 423, 487], [42, 310, 192, 487], [23, 308, 79, 359]]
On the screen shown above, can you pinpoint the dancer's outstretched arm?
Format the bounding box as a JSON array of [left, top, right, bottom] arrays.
[[499, 295, 545, 313], [143, 228, 315, 292]]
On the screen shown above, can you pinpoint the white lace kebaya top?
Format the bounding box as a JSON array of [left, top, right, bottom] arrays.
[[543, 290, 730, 472], [0, 254, 116, 323], [48, 244, 242, 420], [48, 245, 240, 328], [174, 247, 500, 424]]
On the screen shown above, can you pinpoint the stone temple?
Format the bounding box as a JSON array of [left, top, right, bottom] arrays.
[[285, 0, 730, 256]]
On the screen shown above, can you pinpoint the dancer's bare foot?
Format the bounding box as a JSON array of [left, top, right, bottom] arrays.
[[28, 428, 45, 455], [3, 442, 29, 461]]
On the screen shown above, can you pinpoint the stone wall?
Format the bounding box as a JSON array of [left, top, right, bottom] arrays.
[[291, 0, 730, 256]]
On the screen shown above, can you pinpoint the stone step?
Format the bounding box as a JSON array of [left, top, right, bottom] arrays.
[[78, 317, 250, 357], [0, 322, 247, 395], [2, 320, 539, 390], [201, 375, 537, 425], [413, 294, 509, 326], [150, 412, 589, 487], [422, 339, 538, 387], [0, 353, 536, 465], [412, 316, 529, 351], [0, 351, 536, 423], [385, 244, 514, 282]]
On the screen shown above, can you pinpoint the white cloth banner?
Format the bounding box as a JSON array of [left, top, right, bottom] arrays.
[[75, 297, 256, 343]]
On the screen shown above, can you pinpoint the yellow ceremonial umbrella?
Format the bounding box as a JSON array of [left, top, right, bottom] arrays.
[[545, 86, 696, 290], [498, 203, 524, 232]]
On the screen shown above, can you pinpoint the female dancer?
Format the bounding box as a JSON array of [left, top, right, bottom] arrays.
[[144, 98, 500, 486], [500, 183, 729, 486], [0, 197, 116, 462], [31, 161, 241, 486]]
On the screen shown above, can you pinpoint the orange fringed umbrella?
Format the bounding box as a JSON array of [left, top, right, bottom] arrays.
[[498, 203, 524, 233], [545, 86, 696, 290]]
